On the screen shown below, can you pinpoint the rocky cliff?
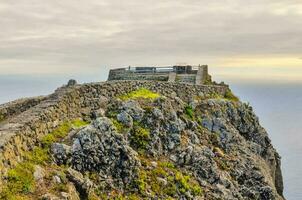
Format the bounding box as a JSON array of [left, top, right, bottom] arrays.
[[0, 80, 284, 200]]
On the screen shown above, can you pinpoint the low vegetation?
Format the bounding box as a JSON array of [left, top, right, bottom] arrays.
[[224, 89, 239, 101], [0, 119, 88, 200], [41, 119, 89, 147], [130, 123, 150, 150], [136, 159, 203, 198], [119, 88, 160, 101], [112, 118, 128, 134], [185, 105, 194, 119]]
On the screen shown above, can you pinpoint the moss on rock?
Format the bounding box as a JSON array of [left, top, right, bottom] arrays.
[[119, 88, 160, 101]]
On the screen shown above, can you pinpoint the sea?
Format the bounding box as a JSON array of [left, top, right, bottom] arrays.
[[0, 74, 301, 200]]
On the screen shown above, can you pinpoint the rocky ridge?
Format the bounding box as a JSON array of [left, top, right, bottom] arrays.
[[0, 81, 284, 200]]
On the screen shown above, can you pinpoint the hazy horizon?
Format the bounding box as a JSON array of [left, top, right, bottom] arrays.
[[0, 0, 301, 79]]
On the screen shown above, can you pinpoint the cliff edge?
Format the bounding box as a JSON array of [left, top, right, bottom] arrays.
[[0, 81, 284, 200]]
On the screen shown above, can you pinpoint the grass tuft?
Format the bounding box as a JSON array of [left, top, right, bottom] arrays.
[[185, 105, 194, 119]]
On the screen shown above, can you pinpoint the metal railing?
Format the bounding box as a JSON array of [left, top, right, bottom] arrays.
[[123, 66, 200, 74]]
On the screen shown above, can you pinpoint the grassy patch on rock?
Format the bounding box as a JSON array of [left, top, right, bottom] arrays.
[[136, 159, 203, 198], [41, 119, 89, 147], [119, 88, 160, 101], [130, 123, 150, 150], [0, 119, 88, 199]]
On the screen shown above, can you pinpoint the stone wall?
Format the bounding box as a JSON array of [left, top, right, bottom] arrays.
[[0, 81, 229, 176], [108, 72, 169, 82], [0, 96, 46, 122]]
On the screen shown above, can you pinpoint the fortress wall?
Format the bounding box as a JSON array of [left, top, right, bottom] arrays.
[[108, 69, 170, 82], [108, 66, 211, 84], [0, 81, 229, 175]]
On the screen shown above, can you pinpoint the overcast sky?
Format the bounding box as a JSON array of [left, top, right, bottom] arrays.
[[0, 0, 302, 80]]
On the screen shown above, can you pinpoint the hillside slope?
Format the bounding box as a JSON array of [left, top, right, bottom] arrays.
[[0, 81, 284, 200]]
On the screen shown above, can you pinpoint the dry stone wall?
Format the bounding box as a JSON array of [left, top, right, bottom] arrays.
[[0, 80, 229, 176], [0, 96, 46, 122]]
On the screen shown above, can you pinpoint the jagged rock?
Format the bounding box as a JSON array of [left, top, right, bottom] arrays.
[[51, 143, 71, 165], [90, 108, 105, 119], [66, 168, 93, 195], [65, 117, 141, 188], [62, 183, 80, 200], [120, 100, 144, 121], [152, 108, 164, 120], [117, 111, 133, 127]]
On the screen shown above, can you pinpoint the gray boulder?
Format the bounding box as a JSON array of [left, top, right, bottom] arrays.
[[117, 111, 133, 127]]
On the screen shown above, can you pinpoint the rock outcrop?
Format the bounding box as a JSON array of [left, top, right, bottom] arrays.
[[0, 80, 284, 200]]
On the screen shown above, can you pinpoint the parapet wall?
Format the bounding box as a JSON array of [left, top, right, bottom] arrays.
[[0, 81, 229, 176]]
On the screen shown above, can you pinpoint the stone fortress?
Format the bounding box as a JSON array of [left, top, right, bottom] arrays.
[[108, 64, 211, 85]]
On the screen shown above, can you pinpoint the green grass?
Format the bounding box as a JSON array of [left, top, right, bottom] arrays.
[[0, 119, 88, 199], [25, 147, 50, 165], [136, 160, 203, 197], [72, 119, 89, 128], [185, 105, 194, 119], [7, 162, 35, 194], [119, 88, 160, 101], [41, 119, 88, 147]]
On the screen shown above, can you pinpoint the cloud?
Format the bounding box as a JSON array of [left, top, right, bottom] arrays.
[[0, 0, 301, 76]]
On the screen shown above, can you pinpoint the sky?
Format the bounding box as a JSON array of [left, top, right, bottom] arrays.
[[0, 0, 302, 81]]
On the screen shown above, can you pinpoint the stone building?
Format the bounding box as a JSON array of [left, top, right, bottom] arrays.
[[108, 65, 211, 85]]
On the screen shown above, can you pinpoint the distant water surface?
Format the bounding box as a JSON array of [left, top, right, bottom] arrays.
[[0, 75, 301, 200]]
